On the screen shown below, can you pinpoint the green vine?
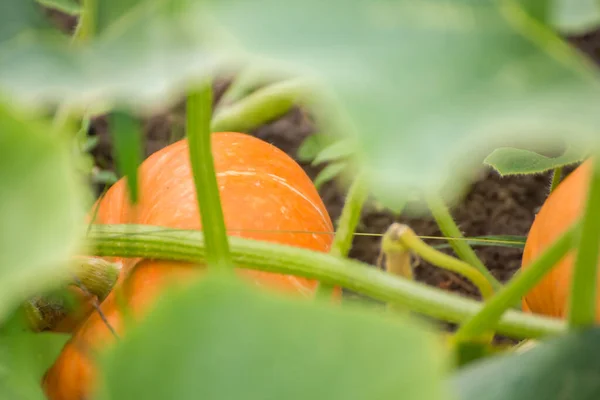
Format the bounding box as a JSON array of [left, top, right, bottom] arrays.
[[87, 224, 564, 339], [382, 224, 494, 300], [316, 175, 368, 297], [455, 223, 578, 342], [426, 195, 502, 291], [186, 82, 232, 270]]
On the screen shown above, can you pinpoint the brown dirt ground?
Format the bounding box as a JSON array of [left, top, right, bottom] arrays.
[[44, 7, 600, 334]]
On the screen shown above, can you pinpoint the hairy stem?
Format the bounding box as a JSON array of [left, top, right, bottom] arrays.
[[426, 195, 501, 290], [87, 224, 564, 339], [384, 224, 494, 300], [317, 175, 368, 296], [74, 0, 97, 42], [549, 167, 563, 193], [211, 78, 313, 133], [186, 83, 232, 270], [455, 223, 578, 341]]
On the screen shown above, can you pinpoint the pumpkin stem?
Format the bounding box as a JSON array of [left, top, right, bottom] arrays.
[[25, 257, 121, 332], [380, 224, 417, 314], [382, 223, 495, 301]]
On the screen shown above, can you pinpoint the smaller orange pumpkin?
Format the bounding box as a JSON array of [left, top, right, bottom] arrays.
[[521, 160, 600, 319]]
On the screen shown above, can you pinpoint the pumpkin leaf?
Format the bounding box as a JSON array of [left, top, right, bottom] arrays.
[[314, 162, 347, 189], [109, 111, 143, 204], [0, 102, 87, 320], [0, 0, 55, 42], [484, 146, 587, 176], [312, 138, 357, 166], [35, 0, 81, 16], [451, 327, 600, 400], [98, 274, 448, 400], [0, 312, 70, 400], [550, 0, 600, 34], [296, 133, 338, 163], [0, 0, 223, 112], [203, 0, 600, 208]]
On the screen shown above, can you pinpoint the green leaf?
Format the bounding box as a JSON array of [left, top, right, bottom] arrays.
[[0, 312, 70, 400], [0, 0, 55, 42], [312, 138, 357, 166], [0, 0, 221, 111], [314, 162, 347, 189], [451, 327, 600, 400], [98, 274, 448, 400], [484, 145, 587, 175], [35, 0, 81, 16], [109, 111, 142, 204], [550, 0, 600, 34], [203, 0, 600, 208], [297, 133, 337, 163], [0, 102, 87, 320], [431, 235, 527, 250]]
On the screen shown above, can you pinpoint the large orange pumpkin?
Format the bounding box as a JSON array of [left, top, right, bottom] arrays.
[[43, 132, 335, 400], [521, 160, 596, 319]]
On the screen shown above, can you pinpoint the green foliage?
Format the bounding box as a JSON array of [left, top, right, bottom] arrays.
[[203, 0, 600, 209], [109, 111, 142, 203], [452, 328, 600, 400], [297, 135, 357, 189], [1, 0, 54, 43], [550, 0, 600, 34], [0, 0, 220, 111], [0, 102, 87, 320], [484, 145, 586, 175], [296, 133, 337, 163], [35, 0, 81, 16], [98, 274, 448, 400], [314, 162, 347, 189], [3, 0, 600, 399], [0, 313, 69, 400]]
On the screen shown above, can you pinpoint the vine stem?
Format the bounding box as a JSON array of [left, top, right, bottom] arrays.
[[186, 82, 232, 270], [211, 78, 313, 132], [73, 0, 97, 42], [454, 223, 578, 342], [426, 195, 502, 291], [549, 167, 563, 193], [383, 224, 494, 300], [87, 224, 565, 339], [568, 158, 600, 327], [316, 175, 368, 297]]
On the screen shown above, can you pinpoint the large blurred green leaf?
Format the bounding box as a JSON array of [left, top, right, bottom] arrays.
[[202, 0, 600, 206], [0, 102, 87, 320], [1, 0, 54, 42], [551, 0, 600, 34], [0, 0, 226, 112], [98, 274, 448, 400], [0, 310, 70, 400], [451, 328, 600, 400]]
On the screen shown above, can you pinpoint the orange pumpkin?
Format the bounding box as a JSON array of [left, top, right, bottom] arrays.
[[521, 160, 596, 319], [43, 132, 335, 400]]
